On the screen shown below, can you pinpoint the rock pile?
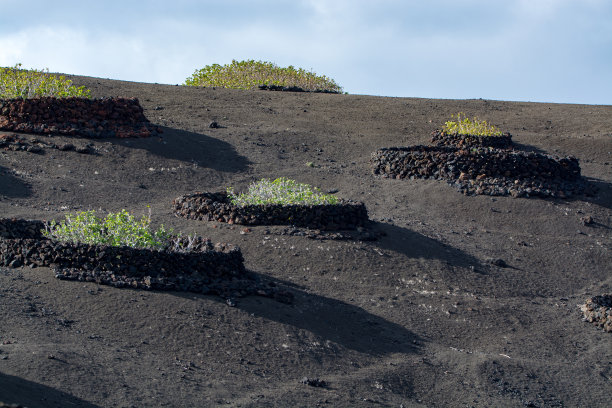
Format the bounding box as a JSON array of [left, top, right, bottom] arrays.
[[0, 218, 291, 302], [371, 133, 585, 198], [581, 294, 612, 332], [0, 97, 159, 138], [173, 192, 369, 230]]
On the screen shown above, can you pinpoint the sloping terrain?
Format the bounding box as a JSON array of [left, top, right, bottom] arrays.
[[0, 76, 610, 407]]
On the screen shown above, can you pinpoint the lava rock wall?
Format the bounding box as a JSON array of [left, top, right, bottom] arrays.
[[430, 130, 513, 149], [173, 192, 369, 230], [0, 97, 158, 138], [0, 218, 292, 301], [371, 146, 581, 181], [257, 84, 340, 94], [371, 146, 584, 198], [0, 218, 246, 292], [0, 218, 45, 239]]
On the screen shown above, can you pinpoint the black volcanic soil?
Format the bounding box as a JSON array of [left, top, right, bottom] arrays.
[[0, 76, 611, 408]]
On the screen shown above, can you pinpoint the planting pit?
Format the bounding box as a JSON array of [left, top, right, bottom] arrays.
[[0, 97, 159, 138], [371, 145, 585, 198], [0, 218, 291, 303], [172, 191, 369, 231], [581, 295, 612, 332]]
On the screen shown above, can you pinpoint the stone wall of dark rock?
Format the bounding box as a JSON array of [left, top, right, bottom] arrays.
[[371, 146, 584, 198], [0, 97, 158, 138], [0, 218, 290, 302], [257, 84, 340, 94], [172, 192, 369, 230], [430, 130, 513, 149], [0, 218, 46, 239]]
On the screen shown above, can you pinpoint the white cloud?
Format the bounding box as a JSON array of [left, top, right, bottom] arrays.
[[0, 0, 609, 104]]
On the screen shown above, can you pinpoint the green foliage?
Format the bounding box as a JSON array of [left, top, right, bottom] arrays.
[[185, 59, 342, 93], [227, 177, 339, 206], [42, 209, 173, 250], [0, 63, 91, 99], [443, 112, 503, 136]]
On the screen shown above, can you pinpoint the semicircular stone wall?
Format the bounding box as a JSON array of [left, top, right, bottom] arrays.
[[0, 97, 159, 138]]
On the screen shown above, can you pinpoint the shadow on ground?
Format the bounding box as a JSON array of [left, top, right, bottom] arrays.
[[174, 277, 423, 357], [0, 166, 31, 198], [580, 176, 612, 211], [0, 372, 100, 408], [108, 126, 251, 172], [511, 142, 548, 155], [371, 221, 482, 269]]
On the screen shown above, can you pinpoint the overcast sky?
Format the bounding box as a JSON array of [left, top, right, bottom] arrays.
[[1, 0, 610, 105]]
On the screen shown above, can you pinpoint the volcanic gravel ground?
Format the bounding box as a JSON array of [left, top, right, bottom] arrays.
[[0, 75, 610, 407]]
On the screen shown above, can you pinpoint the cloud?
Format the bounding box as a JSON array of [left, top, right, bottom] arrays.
[[0, 0, 609, 103]]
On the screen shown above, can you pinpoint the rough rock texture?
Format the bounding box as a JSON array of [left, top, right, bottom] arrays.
[[430, 130, 513, 149], [0, 218, 291, 302], [172, 191, 369, 230], [371, 145, 585, 198], [581, 295, 612, 332], [0, 97, 159, 138]]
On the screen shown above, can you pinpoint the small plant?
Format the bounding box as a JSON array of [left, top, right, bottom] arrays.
[[0, 63, 91, 99], [42, 208, 172, 250], [184, 59, 342, 93], [442, 112, 503, 136], [227, 177, 339, 206]]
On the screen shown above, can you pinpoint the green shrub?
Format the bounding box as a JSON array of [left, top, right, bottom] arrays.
[[442, 112, 503, 136], [0, 63, 91, 99], [227, 177, 339, 206], [42, 209, 172, 250], [184, 59, 342, 93]]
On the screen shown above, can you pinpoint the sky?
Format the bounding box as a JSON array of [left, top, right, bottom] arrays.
[[1, 0, 610, 105]]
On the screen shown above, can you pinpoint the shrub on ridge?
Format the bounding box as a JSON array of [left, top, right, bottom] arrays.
[[0, 63, 91, 99], [184, 60, 342, 93]]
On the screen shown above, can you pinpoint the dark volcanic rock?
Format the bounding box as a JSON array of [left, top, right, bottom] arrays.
[[0, 218, 292, 303], [300, 377, 327, 387], [0, 97, 159, 138], [172, 191, 369, 231], [370, 145, 585, 198], [581, 294, 612, 332], [431, 130, 513, 149], [258, 84, 339, 94]]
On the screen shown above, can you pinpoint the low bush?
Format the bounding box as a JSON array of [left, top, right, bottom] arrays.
[[42, 209, 173, 250], [227, 177, 339, 206], [0, 63, 91, 99], [184, 59, 342, 93], [442, 112, 503, 136]]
